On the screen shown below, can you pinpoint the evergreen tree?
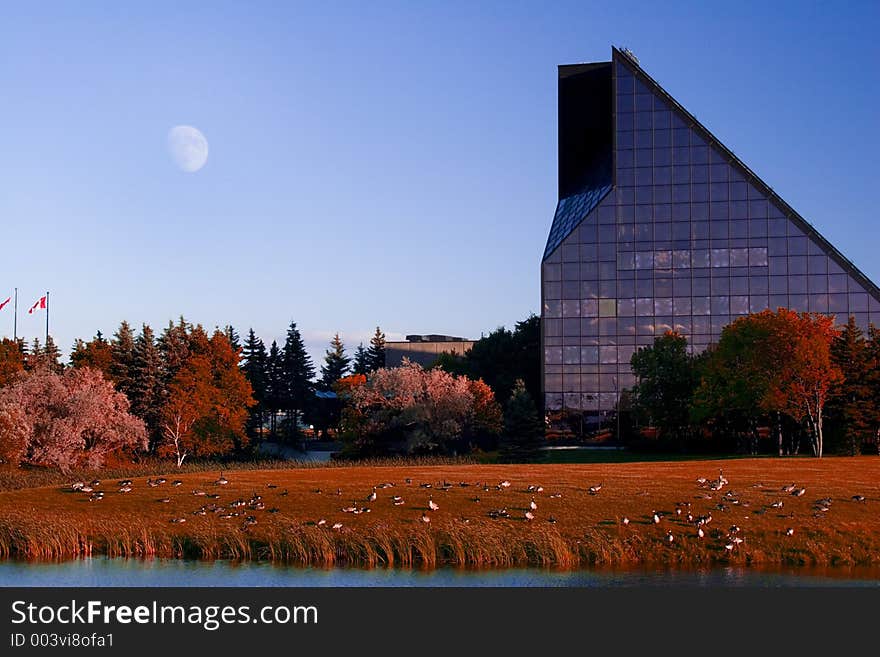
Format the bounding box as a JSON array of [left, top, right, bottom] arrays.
[[265, 340, 284, 438], [281, 321, 315, 438], [43, 335, 62, 372], [158, 317, 192, 390], [353, 343, 369, 376], [131, 324, 164, 448], [111, 320, 137, 397], [224, 325, 242, 355], [320, 333, 350, 388], [70, 331, 114, 379], [366, 326, 386, 372], [241, 329, 268, 440], [866, 325, 880, 454], [25, 338, 42, 371], [498, 380, 544, 462]]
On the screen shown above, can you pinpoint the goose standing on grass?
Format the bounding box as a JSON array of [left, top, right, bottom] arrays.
[[588, 484, 602, 495], [215, 473, 229, 486], [652, 511, 661, 524], [332, 522, 343, 531], [367, 488, 377, 503], [852, 495, 866, 503], [792, 487, 806, 497], [666, 531, 674, 544], [428, 496, 440, 512], [785, 528, 795, 536], [622, 517, 630, 526], [525, 511, 535, 522], [697, 527, 704, 539], [529, 498, 538, 511], [420, 513, 431, 524]]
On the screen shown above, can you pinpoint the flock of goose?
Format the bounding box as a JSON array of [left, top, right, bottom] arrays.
[[66, 467, 873, 550]]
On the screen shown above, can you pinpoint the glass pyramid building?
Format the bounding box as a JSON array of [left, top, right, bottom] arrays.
[[541, 47, 880, 430]]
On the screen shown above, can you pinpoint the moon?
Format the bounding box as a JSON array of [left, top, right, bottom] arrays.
[[167, 125, 209, 173]]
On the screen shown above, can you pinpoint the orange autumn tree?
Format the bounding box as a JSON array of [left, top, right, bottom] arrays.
[[69, 333, 114, 381], [159, 326, 254, 466], [698, 309, 842, 458], [763, 309, 842, 458], [0, 339, 25, 388]]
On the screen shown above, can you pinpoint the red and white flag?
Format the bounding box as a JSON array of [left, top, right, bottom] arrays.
[[28, 296, 47, 314], [0, 297, 10, 311]]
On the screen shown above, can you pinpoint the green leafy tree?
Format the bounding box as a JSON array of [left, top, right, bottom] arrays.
[[320, 333, 350, 388], [498, 380, 544, 462], [630, 332, 702, 442]]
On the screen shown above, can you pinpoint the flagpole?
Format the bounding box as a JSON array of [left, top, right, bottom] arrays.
[[45, 291, 49, 346], [13, 287, 17, 342]]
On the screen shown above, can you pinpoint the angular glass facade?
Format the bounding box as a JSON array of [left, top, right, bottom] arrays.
[[542, 48, 880, 428]]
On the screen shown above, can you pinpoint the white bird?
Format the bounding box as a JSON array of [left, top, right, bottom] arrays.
[[392, 496, 405, 506], [622, 517, 630, 526], [71, 481, 85, 491], [420, 513, 431, 524], [499, 480, 511, 488], [529, 498, 538, 511], [653, 512, 661, 524], [216, 473, 229, 486], [428, 497, 440, 512], [332, 522, 343, 531], [367, 488, 377, 502], [170, 517, 186, 524], [666, 531, 674, 544], [525, 511, 535, 521], [770, 501, 784, 509], [792, 488, 806, 497], [588, 484, 602, 495], [118, 485, 132, 493], [317, 519, 327, 527], [697, 527, 704, 539], [785, 528, 795, 536]]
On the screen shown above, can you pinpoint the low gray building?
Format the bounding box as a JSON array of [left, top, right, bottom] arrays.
[[385, 334, 475, 367]]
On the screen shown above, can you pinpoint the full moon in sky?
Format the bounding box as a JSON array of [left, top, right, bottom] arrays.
[[167, 125, 209, 173]]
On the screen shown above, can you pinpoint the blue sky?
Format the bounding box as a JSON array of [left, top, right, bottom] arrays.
[[1, 1, 877, 363]]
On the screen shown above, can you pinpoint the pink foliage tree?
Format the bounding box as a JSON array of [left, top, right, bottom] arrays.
[[0, 366, 147, 471], [344, 359, 502, 454]]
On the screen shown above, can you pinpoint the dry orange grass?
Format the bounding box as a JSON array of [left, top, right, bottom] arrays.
[[1, 457, 879, 568]]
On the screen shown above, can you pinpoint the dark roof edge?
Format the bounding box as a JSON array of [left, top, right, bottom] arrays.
[[611, 46, 880, 303]]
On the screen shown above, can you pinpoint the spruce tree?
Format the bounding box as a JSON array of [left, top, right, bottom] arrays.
[[224, 325, 242, 355], [498, 380, 545, 463], [131, 324, 163, 448], [353, 343, 369, 376], [242, 329, 268, 439], [366, 326, 386, 372], [111, 320, 137, 397], [43, 335, 62, 372], [265, 340, 284, 439], [281, 321, 315, 438], [320, 333, 350, 388]]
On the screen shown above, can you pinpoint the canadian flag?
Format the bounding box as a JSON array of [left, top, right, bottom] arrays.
[[0, 297, 10, 311], [28, 296, 47, 314]]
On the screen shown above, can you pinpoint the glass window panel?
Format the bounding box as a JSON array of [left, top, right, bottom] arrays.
[[692, 184, 709, 203], [618, 298, 635, 316], [710, 202, 729, 220], [850, 293, 869, 312], [693, 278, 710, 295], [599, 262, 616, 279], [636, 298, 653, 316], [580, 299, 598, 317], [711, 277, 730, 295], [750, 276, 769, 295], [769, 294, 787, 310], [788, 256, 807, 275], [617, 279, 635, 297], [634, 130, 652, 148], [711, 296, 730, 315], [693, 297, 711, 315], [711, 248, 729, 267], [655, 278, 673, 297], [809, 275, 828, 293], [692, 316, 710, 333], [810, 294, 829, 313], [654, 129, 671, 147], [730, 277, 749, 295], [545, 348, 563, 365], [617, 130, 634, 148], [580, 347, 599, 364], [636, 278, 653, 296], [635, 251, 653, 269], [828, 274, 847, 294], [562, 300, 580, 317], [789, 276, 807, 294], [673, 146, 690, 164], [768, 218, 787, 237], [789, 295, 809, 312], [544, 300, 562, 318], [599, 299, 616, 317], [673, 277, 691, 296], [809, 255, 828, 274], [729, 248, 749, 267], [692, 249, 710, 268], [730, 295, 749, 315], [654, 298, 672, 315], [749, 247, 769, 266], [674, 297, 691, 316], [828, 294, 847, 313], [750, 296, 769, 313], [599, 280, 616, 298], [789, 236, 808, 256]]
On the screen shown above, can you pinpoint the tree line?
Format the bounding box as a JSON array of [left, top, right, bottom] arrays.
[[628, 309, 880, 458]]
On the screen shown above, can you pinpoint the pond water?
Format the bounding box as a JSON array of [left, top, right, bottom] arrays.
[[1, 559, 879, 587]]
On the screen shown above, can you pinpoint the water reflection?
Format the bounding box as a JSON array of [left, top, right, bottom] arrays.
[[1, 559, 879, 588]]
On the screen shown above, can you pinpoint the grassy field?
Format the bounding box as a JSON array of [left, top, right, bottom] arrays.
[[1, 457, 878, 569]]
